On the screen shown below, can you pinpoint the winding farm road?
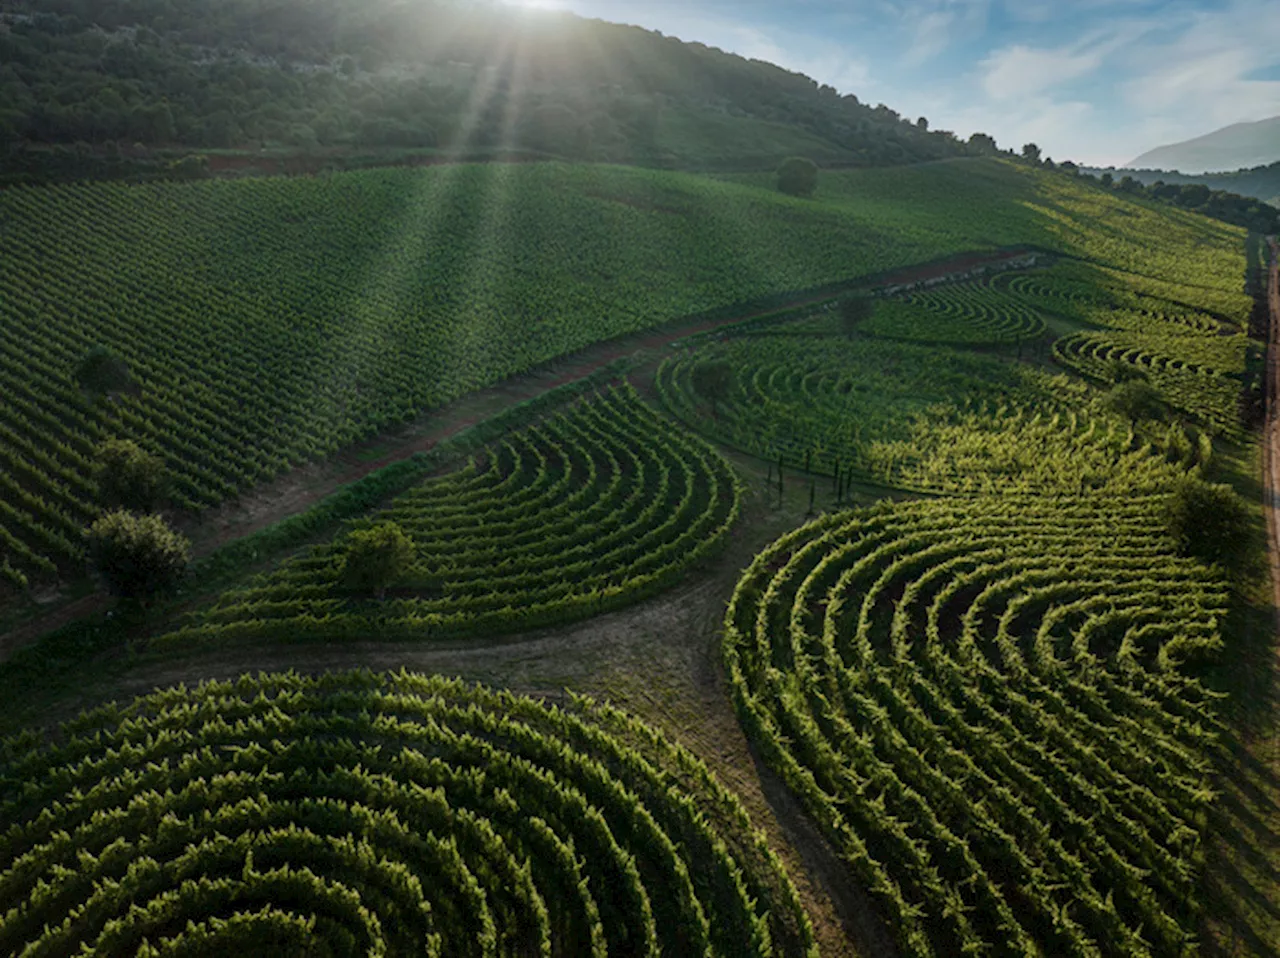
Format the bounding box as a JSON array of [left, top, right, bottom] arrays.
[[0, 246, 1038, 659], [1267, 235, 1280, 619]]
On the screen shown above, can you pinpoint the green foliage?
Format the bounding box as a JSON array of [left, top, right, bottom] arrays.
[[659, 336, 1188, 495], [72, 346, 132, 396], [691, 360, 733, 414], [92, 439, 166, 511], [0, 160, 1251, 585], [85, 510, 190, 602], [157, 387, 741, 648], [1167, 476, 1253, 568], [837, 294, 874, 338], [0, 0, 975, 179], [339, 521, 415, 598], [854, 278, 1043, 345], [776, 156, 818, 197], [0, 671, 817, 957], [1107, 357, 1148, 384], [1104, 379, 1166, 422], [724, 494, 1229, 955]]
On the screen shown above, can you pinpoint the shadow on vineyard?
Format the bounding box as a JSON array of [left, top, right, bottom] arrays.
[[1, 130, 1278, 954]]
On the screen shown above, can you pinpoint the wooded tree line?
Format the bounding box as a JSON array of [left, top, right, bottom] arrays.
[[0, 0, 983, 178]]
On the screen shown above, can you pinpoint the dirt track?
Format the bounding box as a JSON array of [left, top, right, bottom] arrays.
[[1266, 235, 1280, 619], [2, 247, 1036, 657]]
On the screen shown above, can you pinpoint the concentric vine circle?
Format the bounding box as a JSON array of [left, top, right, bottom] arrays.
[[0, 671, 817, 957], [865, 280, 1047, 345], [658, 336, 1190, 495], [724, 494, 1228, 956], [161, 385, 740, 647]]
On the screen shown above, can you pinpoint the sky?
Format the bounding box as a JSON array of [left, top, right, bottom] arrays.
[[508, 0, 1280, 167]]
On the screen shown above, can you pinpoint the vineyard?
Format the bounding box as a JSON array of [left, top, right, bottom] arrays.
[[0, 159, 1251, 591], [657, 335, 1199, 495], [0, 148, 1273, 958], [0, 670, 817, 956], [723, 493, 1229, 955], [157, 385, 740, 647]]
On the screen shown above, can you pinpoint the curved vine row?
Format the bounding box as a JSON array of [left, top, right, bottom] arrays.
[[159, 385, 740, 648], [0, 670, 817, 956], [723, 493, 1228, 956]]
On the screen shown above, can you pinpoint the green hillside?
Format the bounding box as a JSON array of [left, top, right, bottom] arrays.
[[0, 158, 1251, 593], [0, 0, 985, 182]]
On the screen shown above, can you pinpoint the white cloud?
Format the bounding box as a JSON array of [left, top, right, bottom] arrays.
[[980, 45, 1102, 100]]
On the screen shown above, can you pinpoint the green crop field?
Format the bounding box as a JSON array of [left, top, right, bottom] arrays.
[[0, 158, 1251, 591], [0, 670, 817, 956], [658, 335, 1200, 494], [724, 493, 1229, 955], [0, 151, 1275, 958], [159, 386, 740, 647]]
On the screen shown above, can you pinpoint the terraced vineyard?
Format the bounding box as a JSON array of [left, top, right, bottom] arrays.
[[159, 386, 739, 647], [0, 159, 1253, 592], [724, 494, 1229, 956], [658, 336, 1196, 494], [865, 280, 1048, 345], [1053, 330, 1250, 436], [0, 670, 817, 957]]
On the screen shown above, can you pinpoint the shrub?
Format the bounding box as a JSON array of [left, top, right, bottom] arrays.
[[691, 361, 733, 417], [1167, 476, 1252, 569], [340, 521, 415, 599], [93, 439, 167, 510], [86, 511, 190, 603], [1105, 379, 1164, 421], [776, 156, 818, 198], [1107, 358, 1148, 384], [838, 295, 875, 339], [72, 346, 133, 396]]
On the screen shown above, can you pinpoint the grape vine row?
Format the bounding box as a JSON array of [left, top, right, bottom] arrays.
[[0, 670, 817, 956]]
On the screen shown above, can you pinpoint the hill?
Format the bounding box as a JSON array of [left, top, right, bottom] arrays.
[[1087, 160, 1280, 208], [0, 0, 996, 183], [1127, 115, 1280, 173], [0, 157, 1251, 592]]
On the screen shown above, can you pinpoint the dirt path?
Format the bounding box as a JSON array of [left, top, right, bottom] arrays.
[[1267, 235, 1280, 618], [2, 247, 1036, 657], [26, 470, 883, 956], [1200, 236, 1280, 957]]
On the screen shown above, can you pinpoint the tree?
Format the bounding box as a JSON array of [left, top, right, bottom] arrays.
[[1167, 476, 1252, 569], [1107, 359, 1147, 384], [340, 521, 415, 600], [777, 156, 818, 198], [916, 116, 929, 131], [93, 439, 166, 510], [87, 510, 189, 604], [691, 361, 733, 417], [1099, 172, 1114, 188], [73, 346, 133, 396], [968, 132, 999, 155], [1021, 143, 1042, 165], [838, 295, 874, 339], [1104, 379, 1164, 421]]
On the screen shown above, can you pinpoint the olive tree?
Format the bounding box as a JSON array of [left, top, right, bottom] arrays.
[[87, 510, 190, 604], [340, 521, 415, 600], [777, 156, 818, 198], [93, 438, 167, 511]]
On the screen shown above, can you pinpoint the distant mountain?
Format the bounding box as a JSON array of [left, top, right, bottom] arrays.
[[1127, 116, 1280, 174]]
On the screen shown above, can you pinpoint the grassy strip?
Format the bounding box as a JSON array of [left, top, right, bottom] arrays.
[[0, 358, 633, 734]]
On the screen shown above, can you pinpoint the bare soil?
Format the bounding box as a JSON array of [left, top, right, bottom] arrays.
[[1201, 236, 1280, 957]]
